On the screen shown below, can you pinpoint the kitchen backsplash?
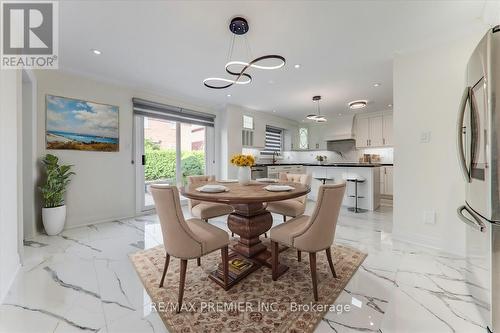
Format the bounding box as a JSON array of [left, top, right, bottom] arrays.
[[281, 147, 394, 164], [243, 147, 394, 164]]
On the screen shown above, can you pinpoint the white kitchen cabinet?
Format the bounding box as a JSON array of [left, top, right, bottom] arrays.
[[385, 166, 393, 195], [383, 114, 393, 146], [308, 123, 327, 150], [355, 112, 393, 148], [241, 115, 265, 148], [355, 117, 370, 148], [268, 165, 305, 179], [288, 127, 302, 150], [380, 166, 393, 196], [369, 116, 384, 147]]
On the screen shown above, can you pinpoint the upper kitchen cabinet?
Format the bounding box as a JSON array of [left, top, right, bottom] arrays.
[[354, 111, 393, 148], [355, 117, 370, 148], [241, 114, 265, 148], [308, 123, 327, 150], [285, 127, 300, 150], [383, 114, 393, 146]]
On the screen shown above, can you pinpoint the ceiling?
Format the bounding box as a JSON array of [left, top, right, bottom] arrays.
[[58, 0, 492, 121]]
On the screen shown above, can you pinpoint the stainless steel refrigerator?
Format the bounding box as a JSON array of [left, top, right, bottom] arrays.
[[457, 25, 500, 333]]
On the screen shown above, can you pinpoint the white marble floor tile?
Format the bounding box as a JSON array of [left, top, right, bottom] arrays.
[[1, 203, 488, 333]]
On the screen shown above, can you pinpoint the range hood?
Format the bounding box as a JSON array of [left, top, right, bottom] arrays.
[[323, 114, 356, 152], [324, 114, 355, 142]]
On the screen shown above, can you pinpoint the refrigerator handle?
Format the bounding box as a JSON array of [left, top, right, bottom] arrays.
[[457, 205, 485, 232], [457, 87, 471, 183]]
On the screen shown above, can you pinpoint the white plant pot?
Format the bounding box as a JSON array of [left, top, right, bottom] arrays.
[[238, 166, 251, 185], [42, 205, 66, 235]]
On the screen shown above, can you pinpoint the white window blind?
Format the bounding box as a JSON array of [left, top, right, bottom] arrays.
[[261, 126, 283, 155]]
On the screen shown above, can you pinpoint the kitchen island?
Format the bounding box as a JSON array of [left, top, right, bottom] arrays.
[[254, 162, 382, 211]]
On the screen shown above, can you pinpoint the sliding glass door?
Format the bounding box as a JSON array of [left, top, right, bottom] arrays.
[[136, 116, 209, 211]]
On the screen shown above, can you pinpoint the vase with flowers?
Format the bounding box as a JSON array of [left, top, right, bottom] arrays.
[[230, 154, 255, 185]]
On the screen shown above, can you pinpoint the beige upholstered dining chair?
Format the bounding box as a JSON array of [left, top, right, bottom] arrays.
[[150, 184, 229, 312], [269, 183, 346, 301], [266, 173, 312, 222], [187, 175, 234, 223]]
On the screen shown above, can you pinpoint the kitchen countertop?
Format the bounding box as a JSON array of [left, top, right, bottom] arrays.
[[254, 162, 393, 168]]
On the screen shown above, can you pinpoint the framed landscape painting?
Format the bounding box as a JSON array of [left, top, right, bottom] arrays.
[[46, 95, 119, 152]]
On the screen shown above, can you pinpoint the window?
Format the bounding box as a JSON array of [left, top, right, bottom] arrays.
[[261, 126, 283, 155], [243, 115, 254, 129], [299, 127, 308, 149]]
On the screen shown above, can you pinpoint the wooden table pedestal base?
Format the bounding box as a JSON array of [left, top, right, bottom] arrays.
[[227, 203, 289, 278]]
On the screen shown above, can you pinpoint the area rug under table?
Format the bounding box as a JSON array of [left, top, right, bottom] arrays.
[[130, 241, 366, 333]]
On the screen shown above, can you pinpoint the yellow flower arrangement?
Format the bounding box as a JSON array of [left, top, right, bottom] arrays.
[[230, 154, 255, 167]]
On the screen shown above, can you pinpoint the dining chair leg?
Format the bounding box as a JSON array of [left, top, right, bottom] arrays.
[[159, 253, 170, 288], [221, 246, 229, 289], [177, 259, 188, 313], [197, 258, 201, 266], [264, 233, 268, 238], [271, 241, 279, 281], [203, 218, 208, 223], [325, 247, 337, 278], [231, 232, 234, 237], [309, 252, 318, 302], [283, 215, 287, 222], [297, 250, 301, 262]]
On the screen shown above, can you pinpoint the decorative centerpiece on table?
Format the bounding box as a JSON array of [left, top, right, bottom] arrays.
[[316, 155, 327, 165], [230, 154, 255, 185]]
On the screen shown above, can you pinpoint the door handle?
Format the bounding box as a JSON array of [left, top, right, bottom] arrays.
[[457, 87, 471, 182], [457, 205, 485, 232], [142, 155, 146, 166]]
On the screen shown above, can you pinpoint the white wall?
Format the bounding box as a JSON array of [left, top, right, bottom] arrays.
[[34, 70, 219, 229], [0, 69, 22, 302], [393, 30, 486, 255]]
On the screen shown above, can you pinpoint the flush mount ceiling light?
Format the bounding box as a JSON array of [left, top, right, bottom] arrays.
[[203, 17, 286, 89], [306, 95, 327, 122], [90, 48, 102, 55], [373, 83, 381, 87], [348, 100, 368, 110], [294, 64, 301, 69]]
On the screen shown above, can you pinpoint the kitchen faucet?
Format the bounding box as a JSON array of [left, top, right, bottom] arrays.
[[272, 151, 278, 164]]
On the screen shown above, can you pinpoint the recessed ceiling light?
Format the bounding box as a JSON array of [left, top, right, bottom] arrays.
[[388, 104, 393, 108], [294, 64, 301, 69], [226, 94, 231, 97], [338, 113, 342, 116], [373, 83, 381, 87], [268, 80, 274, 84], [348, 100, 368, 110], [91, 49, 102, 55], [272, 110, 276, 113]]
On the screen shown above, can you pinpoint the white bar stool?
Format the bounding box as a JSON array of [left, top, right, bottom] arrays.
[[343, 173, 366, 213]]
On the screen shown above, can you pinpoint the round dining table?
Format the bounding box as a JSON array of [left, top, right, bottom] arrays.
[[181, 180, 310, 278]]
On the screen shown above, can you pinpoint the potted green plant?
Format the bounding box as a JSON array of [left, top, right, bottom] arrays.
[[316, 155, 327, 165], [39, 154, 75, 235]]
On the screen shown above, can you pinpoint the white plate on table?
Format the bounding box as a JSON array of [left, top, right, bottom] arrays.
[[256, 178, 278, 183], [196, 185, 229, 193], [217, 179, 238, 183], [264, 185, 295, 192]]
